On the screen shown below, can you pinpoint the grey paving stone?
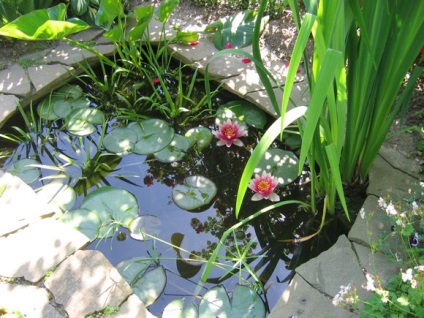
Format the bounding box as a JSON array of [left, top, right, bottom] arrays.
[[352, 243, 399, 287], [296, 235, 371, 302], [0, 94, 20, 129], [378, 146, 422, 178], [169, 39, 216, 64], [110, 294, 157, 318], [0, 218, 89, 282], [45, 250, 132, 318], [0, 64, 31, 96], [0, 171, 57, 236], [0, 283, 62, 318], [43, 43, 115, 66], [68, 28, 105, 42], [268, 274, 357, 318], [367, 153, 421, 198]]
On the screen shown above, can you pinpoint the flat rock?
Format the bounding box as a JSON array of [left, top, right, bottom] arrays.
[[0, 283, 62, 318], [296, 235, 371, 301], [268, 274, 357, 318], [44, 250, 132, 318], [0, 171, 57, 236], [378, 146, 421, 177], [110, 294, 157, 318], [0, 64, 31, 96], [0, 94, 20, 129], [0, 218, 89, 281], [43, 43, 115, 66]]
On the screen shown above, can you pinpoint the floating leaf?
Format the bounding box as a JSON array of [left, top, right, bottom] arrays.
[[132, 119, 175, 155], [185, 127, 213, 150], [254, 148, 299, 185], [117, 257, 151, 286], [172, 176, 217, 211], [65, 108, 105, 136], [55, 84, 84, 99], [162, 299, 184, 318], [216, 100, 267, 129], [129, 215, 162, 240], [8, 158, 40, 184], [205, 10, 269, 50], [103, 127, 137, 155], [198, 285, 265, 318], [80, 187, 139, 238], [153, 134, 190, 163], [36, 182, 76, 211], [60, 208, 101, 241]]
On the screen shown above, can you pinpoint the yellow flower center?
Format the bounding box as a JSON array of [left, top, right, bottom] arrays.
[[257, 180, 271, 191], [223, 127, 236, 138]]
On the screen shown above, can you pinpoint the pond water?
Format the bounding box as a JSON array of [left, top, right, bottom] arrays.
[[0, 79, 356, 316]]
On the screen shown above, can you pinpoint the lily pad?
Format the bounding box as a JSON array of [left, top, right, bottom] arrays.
[[132, 119, 175, 155], [60, 208, 101, 241], [205, 10, 269, 50], [80, 187, 139, 238], [55, 84, 84, 99], [117, 257, 151, 285], [103, 127, 138, 155], [184, 127, 213, 150], [36, 182, 76, 211], [199, 285, 265, 318], [129, 215, 162, 240], [65, 108, 105, 136], [8, 158, 40, 184], [153, 134, 190, 163], [216, 100, 267, 129], [254, 148, 299, 185], [172, 176, 217, 211]]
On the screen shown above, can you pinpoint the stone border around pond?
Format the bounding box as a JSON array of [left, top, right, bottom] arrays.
[[0, 7, 422, 318]]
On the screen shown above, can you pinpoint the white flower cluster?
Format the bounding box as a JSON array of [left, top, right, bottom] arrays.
[[332, 283, 359, 309]]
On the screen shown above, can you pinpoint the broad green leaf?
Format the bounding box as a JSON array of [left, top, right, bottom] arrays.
[[60, 208, 101, 241], [0, 4, 90, 40], [184, 127, 213, 150], [80, 186, 139, 237], [183, 303, 198, 318], [206, 10, 269, 50], [128, 215, 162, 240], [216, 100, 267, 129], [8, 158, 40, 184], [128, 5, 154, 41], [199, 286, 231, 317], [176, 31, 199, 44], [117, 257, 151, 286], [155, 0, 179, 23], [172, 176, 217, 211], [133, 266, 167, 306], [254, 148, 299, 185], [162, 299, 184, 318], [230, 285, 265, 317], [71, 0, 89, 16], [95, 0, 124, 29], [153, 134, 190, 163], [65, 108, 105, 136], [36, 182, 76, 211], [55, 84, 84, 99], [132, 119, 174, 155], [103, 127, 137, 155]]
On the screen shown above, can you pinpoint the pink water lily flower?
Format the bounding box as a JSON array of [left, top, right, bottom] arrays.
[[248, 171, 280, 202], [225, 43, 235, 49], [212, 119, 247, 147]]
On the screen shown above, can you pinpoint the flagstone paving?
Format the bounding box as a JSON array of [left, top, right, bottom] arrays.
[[0, 4, 422, 317]]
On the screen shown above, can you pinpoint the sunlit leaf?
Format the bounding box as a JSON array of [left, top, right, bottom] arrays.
[[103, 127, 137, 155], [172, 176, 217, 211], [36, 182, 76, 211], [65, 108, 105, 136], [129, 215, 162, 240], [153, 134, 190, 163], [60, 208, 101, 241], [216, 100, 267, 129], [185, 127, 213, 150], [132, 119, 174, 155], [8, 158, 40, 184]]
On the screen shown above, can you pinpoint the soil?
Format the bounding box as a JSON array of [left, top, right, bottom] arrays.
[[0, 0, 423, 166]]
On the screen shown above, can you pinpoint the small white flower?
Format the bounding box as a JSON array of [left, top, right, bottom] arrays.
[[362, 272, 376, 291], [386, 201, 398, 216], [412, 201, 419, 212], [359, 208, 365, 220], [401, 268, 413, 282], [378, 197, 387, 209], [414, 265, 424, 272]]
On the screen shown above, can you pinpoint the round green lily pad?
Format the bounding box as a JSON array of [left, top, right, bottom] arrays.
[[172, 175, 217, 211], [153, 134, 190, 163], [36, 182, 76, 211], [8, 158, 40, 184], [185, 126, 213, 150], [129, 215, 162, 240], [55, 84, 84, 99], [216, 100, 267, 129], [60, 208, 102, 241], [254, 148, 299, 185], [103, 127, 138, 155], [53, 96, 90, 118], [80, 187, 139, 238], [132, 119, 175, 155], [65, 108, 105, 136]]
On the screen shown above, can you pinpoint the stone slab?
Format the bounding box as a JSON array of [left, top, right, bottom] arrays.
[[0, 283, 62, 318], [353, 243, 399, 287], [296, 235, 371, 302], [45, 250, 132, 318], [110, 294, 157, 318], [268, 274, 357, 318], [378, 146, 421, 178], [0, 64, 31, 96], [367, 154, 421, 198], [0, 171, 57, 236], [43, 43, 115, 66], [0, 94, 20, 129], [68, 28, 105, 42], [0, 218, 89, 281]]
